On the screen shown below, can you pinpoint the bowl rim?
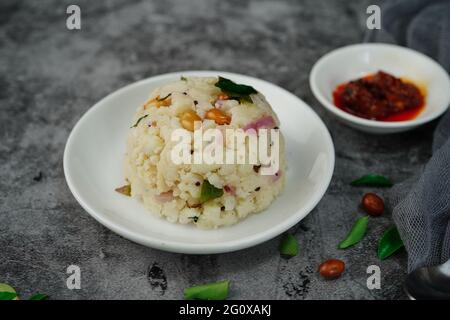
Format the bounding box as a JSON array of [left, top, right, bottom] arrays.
[[63, 70, 335, 254], [309, 43, 450, 129]]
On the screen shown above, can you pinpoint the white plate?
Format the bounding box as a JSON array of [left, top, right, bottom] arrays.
[[310, 43, 450, 134], [64, 71, 334, 254]]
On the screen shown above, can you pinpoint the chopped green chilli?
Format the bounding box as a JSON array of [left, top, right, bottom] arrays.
[[199, 180, 223, 203], [279, 234, 298, 257]]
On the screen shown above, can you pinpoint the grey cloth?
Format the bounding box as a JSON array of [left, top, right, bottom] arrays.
[[366, 0, 450, 272]]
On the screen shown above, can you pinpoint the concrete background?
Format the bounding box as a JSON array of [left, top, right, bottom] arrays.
[[0, 0, 436, 299]]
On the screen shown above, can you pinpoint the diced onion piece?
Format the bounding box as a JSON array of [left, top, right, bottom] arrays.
[[243, 115, 276, 132], [154, 191, 174, 203], [223, 185, 236, 196]]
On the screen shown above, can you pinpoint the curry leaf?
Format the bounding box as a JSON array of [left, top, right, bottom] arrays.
[[115, 184, 131, 196], [184, 280, 230, 300], [215, 77, 257, 103], [339, 216, 369, 249], [0, 292, 17, 300], [188, 216, 199, 223], [350, 174, 393, 187], [156, 93, 171, 101], [378, 226, 404, 260], [28, 293, 49, 300]]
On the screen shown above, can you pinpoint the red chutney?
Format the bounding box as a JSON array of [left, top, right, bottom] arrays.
[[333, 71, 425, 121]]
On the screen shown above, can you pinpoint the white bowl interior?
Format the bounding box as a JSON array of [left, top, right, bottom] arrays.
[[64, 71, 334, 253], [312, 44, 450, 122]]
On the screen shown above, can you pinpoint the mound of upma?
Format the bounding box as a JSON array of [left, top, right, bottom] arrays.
[[121, 76, 286, 229]]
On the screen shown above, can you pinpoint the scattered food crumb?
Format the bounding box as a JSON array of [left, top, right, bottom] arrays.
[[33, 171, 43, 182]]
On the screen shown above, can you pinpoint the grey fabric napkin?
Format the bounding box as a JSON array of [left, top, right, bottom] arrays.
[[365, 0, 450, 272]]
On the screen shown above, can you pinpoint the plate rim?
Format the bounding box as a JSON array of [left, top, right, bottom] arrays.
[[63, 70, 335, 254]]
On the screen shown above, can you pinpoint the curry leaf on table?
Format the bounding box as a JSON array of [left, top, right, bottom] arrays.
[[378, 225, 404, 260], [339, 215, 369, 249], [115, 184, 131, 196], [350, 174, 393, 187], [184, 280, 230, 300], [28, 293, 49, 300]]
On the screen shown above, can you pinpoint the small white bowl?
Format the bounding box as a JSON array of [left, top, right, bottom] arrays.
[[310, 43, 450, 134], [64, 71, 335, 254]]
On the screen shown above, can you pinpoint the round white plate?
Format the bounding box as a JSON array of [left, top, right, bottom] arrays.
[[64, 71, 335, 254]]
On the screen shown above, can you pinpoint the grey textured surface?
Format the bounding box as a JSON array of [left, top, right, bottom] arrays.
[[0, 0, 436, 300]]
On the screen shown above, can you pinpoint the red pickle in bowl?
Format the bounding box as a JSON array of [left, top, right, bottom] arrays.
[[333, 71, 426, 122]]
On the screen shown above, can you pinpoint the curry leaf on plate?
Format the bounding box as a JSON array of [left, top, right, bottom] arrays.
[[0, 292, 17, 300]]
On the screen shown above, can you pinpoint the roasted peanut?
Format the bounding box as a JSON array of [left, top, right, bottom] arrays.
[[205, 108, 231, 125], [362, 192, 384, 216], [144, 96, 172, 109], [180, 110, 201, 131], [318, 259, 345, 280], [159, 99, 171, 107], [218, 92, 229, 100]]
